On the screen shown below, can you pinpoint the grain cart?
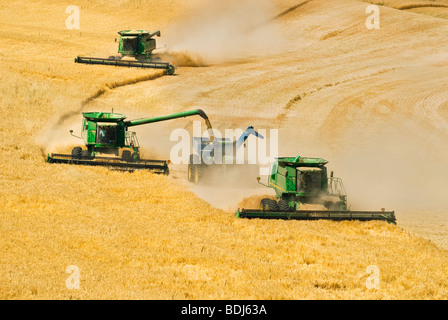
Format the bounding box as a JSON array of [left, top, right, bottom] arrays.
[[75, 30, 175, 75], [47, 109, 213, 174], [187, 126, 264, 184], [235, 155, 396, 223]]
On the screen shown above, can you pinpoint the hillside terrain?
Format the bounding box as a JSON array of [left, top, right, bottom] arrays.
[[0, 0, 447, 299]]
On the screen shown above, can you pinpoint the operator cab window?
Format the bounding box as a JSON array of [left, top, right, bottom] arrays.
[[123, 37, 137, 52], [97, 125, 117, 144], [296, 168, 322, 194]]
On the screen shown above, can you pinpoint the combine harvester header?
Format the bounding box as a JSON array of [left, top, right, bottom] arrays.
[[236, 155, 396, 223]]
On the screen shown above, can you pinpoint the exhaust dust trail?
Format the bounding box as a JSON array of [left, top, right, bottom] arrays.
[[36, 71, 165, 155], [163, 0, 287, 66]]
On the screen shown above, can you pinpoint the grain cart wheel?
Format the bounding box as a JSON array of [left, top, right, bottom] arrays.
[[188, 154, 201, 183], [71, 147, 82, 160], [278, 199, 292, 211], [188, 164, 199, 183], [260, 198, 279, 211], [122, 150, 132, 162]]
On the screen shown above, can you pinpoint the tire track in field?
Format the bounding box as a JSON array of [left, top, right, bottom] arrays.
[[250, 0, 312, 30], [55, 70, 165, 126], [270, 0, 313, 21], [276, 67, 398, 123], [396, 3, 448, 10]]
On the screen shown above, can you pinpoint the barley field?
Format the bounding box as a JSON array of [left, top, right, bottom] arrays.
[[0, 0, 447, 300]]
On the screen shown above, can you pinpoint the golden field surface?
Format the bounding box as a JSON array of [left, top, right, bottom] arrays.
[[1, 0, 448, 299]]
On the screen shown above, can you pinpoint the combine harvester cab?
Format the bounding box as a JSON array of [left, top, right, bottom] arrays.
[[75, 30, 175, 75], [47, 109, 213, 174], [187, 126, 264, 184], [236, 156, 396, 223]]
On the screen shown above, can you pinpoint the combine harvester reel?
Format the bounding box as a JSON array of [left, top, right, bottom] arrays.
[[47, 109, 213, 174], [187, 126, 264, 184], [235, 156, 396, 223], [75, 30, 175, 75]]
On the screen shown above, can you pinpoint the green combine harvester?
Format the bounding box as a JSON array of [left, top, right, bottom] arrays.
[[75, 30, 175, 75], [47, 109, 213, 174], [236, 156, 396, 223]]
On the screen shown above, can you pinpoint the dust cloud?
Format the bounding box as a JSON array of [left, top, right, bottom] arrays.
[[334, 126, 448, 213], [35, 113, 84, 156], [329, 120, 448, 249], [236, 193, 276, 210], [163, 0, 286, 66], [187, 167, 269, 211]]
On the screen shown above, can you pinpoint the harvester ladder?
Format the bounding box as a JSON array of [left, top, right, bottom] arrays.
[[125, 131, 140, 148]]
